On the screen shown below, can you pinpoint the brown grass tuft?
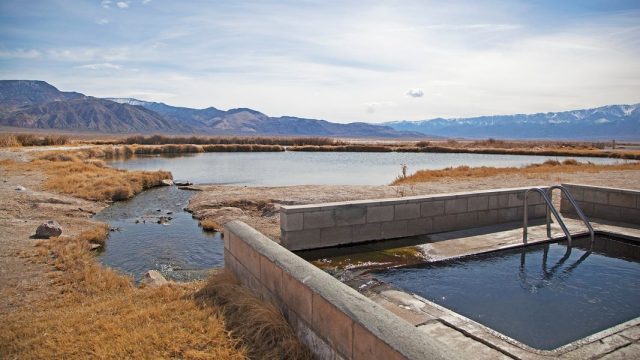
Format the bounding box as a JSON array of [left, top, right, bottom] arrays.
[[196, 272, 313, 360], [393, 160, 640, 185], [200, 219, 220, 232], [3, 156, 172, 202]]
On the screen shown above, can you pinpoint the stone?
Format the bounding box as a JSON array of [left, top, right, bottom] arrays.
[[160, 179, 174, 186], [89, 243, 102, 251], [141, 270, 168, 287], [173, 180, 193, 186], [34, 220, 62, 239], [15, 185, 26, 191]]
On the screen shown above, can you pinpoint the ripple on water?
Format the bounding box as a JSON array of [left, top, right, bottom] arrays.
[[94, 186, 224, 281]]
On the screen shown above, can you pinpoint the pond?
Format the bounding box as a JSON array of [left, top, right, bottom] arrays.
[[107, 151, 624, 186], [96, 151, 628, 280]]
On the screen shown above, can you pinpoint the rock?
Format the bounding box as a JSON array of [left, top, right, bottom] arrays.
[[160, 179, 174, 186], [166, 211, 173, 215], [89, 243, 102, 251], [261, 203, 282, 217], [15, 185, 26, 191], [157, 216, 171, 224], [174, 180, 193, 186], [141, 270, 168, 287], [34, 220, 63, 239]]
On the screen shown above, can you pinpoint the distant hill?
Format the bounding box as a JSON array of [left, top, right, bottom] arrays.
[[0, 81, 189, 133], [104, 97, 421, 137], [385, 104, 640, 140]]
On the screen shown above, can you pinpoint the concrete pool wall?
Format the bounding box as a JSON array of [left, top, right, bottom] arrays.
[[223, 220, 457, 360], [560, 183, 640, 225], [280, 187, 549, 250], [226, 185, 640, 359]]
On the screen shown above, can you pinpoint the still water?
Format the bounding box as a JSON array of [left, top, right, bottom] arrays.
[[374, 235, 640, 350], [107, 151, 624, 186]]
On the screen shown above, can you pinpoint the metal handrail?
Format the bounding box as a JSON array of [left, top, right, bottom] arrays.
[[523, 187, 572, 245], [547, 185, 595, 244]]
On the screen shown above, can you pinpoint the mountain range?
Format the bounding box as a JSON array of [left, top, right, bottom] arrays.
[[385, 104, 640, 140], [1, 80, 638, 140], [0, 80, 417, 137]]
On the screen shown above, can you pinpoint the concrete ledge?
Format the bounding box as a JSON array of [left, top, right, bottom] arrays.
[[561, 184, 640, 225], [281, 186, 548, 250], [225, 220, 459, 360]]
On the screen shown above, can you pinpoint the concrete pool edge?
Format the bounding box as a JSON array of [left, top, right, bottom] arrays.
[[280, 186, 550, 251], [370, 230, 640, 358], [223, 220, 462, 360]]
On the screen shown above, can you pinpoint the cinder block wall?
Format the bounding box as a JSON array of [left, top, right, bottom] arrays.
[[280, 187, 548, 251], [560, 184, 640, 225], [224, 220, 457, 360]]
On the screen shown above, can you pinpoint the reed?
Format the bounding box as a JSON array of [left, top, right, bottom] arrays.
[[0, 133, 71, 147], [122, 135, 342, 146]]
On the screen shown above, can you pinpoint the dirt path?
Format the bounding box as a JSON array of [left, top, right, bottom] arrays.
[[188, 169, 640, 240]]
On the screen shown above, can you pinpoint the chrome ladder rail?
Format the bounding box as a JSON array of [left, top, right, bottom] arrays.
[[523, 188, 572, 245], [546, 185, 595, 244]]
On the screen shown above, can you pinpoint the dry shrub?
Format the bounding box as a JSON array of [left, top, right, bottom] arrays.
[[562, 158, 579, 165], [196, 271, 312, 360], [289, 144, 393, 152], [393, 160, 640, 185], [0, 133, 71, 147], [200, 218, 220, 232], [416, 140, 430, 147], [0, 134, 21, 147]]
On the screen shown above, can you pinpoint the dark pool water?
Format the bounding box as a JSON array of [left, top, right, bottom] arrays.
[[107, 151, 623, 186], [94, 186, 224, 281], [373, 235, 640, 350]]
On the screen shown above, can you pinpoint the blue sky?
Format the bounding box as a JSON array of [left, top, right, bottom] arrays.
[[1, 0, 639, 123]]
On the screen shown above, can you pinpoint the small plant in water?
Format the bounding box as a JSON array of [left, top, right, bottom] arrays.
[[400, 163, 408, 178]]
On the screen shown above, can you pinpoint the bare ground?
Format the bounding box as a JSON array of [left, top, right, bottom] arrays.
[[0, 150, 106, 315], [187, 169, 640, 240]]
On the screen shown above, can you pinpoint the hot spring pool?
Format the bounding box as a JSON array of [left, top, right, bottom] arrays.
[[373, 234, 640, 350]]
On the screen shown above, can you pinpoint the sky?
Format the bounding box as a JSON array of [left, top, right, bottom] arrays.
[[1, 0, 639, 123]]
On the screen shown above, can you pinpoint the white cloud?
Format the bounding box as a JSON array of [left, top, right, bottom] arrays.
[[96, 18, 110, 25], [407, 88, 424, 98], [101, 0, 111, 8], [142, 0, 151, 4], [365, 101, 396, 114], [0, 48, 41, 59], [78, 63, 123, 70], [116, 1, 129, 9]]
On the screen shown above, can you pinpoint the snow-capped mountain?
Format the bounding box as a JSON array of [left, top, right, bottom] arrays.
[[384, 104, 640, 140]]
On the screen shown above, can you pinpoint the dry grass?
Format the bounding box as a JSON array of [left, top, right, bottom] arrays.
[[195, 272, 313, 360], [393, 159, 640, 185], [0, 225, 247, 360], [1, 155, 172, 201], [200, 218, 221, 232], [0, 133, 71, 147], [122, 135, 342, 146], [287, 140, 640, 159]]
